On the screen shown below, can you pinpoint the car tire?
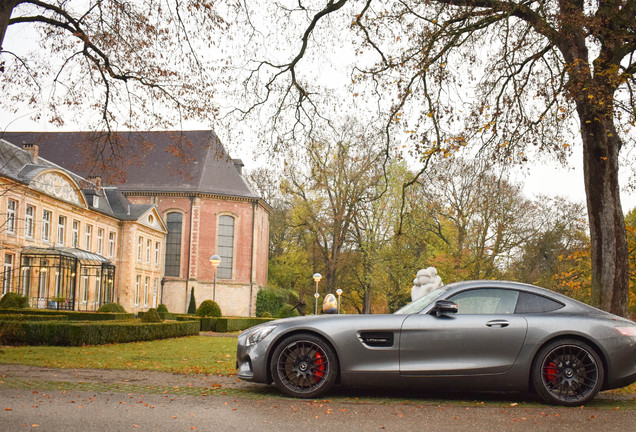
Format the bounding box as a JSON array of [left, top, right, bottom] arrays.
[[270, 333, 338, 398], [531, 338, 604, 406]]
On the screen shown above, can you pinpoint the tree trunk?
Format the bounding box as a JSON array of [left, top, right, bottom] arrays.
[[580, 110, 629, 317], [0, 1, 18, 52]]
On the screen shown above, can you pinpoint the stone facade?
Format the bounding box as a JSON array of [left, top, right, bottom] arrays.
[[0, 139, 166, 312], [1, 131, 270, 316]]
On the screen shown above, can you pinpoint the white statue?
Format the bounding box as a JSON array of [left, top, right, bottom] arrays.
[[411, 267, 443, 301]]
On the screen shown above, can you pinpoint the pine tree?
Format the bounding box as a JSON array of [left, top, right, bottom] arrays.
[[187, 287, 196, 314]]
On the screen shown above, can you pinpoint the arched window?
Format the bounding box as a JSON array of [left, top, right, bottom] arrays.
[[217, 215, 234, 279], [164, 212, 183, 277]]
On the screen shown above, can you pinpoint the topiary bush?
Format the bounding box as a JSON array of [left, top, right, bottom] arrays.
[[0, 292, 29, 309], [196, 300, 222, 317], [261, 311, 272, 318], [187, 288, 197, 314], [141, 308, 163, 323], [97, 302, 126, 313], [276, 304, 300, 318], [255, 287, 292, 317], [157, 303, 169, 313]]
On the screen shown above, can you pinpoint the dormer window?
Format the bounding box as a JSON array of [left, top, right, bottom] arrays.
[[93, 196, 100, 207]]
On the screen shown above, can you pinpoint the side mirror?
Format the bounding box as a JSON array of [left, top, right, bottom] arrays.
[[433, 300, 458, 316]]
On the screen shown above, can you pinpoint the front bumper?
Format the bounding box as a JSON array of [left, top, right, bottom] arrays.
[[236, 330, 271, 383]]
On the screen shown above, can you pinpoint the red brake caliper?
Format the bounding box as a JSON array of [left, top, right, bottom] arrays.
[[544, 362, 558, 382], [314, 351, 325, 382]]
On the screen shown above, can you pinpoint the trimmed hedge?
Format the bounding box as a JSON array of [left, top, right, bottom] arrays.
[[175, 315, 217, 332], [215, 317, 274, 333], [0, 309, 134, 321], [0, 320, 199, 346], [174, 315, 273, 332], [0, 314, 68, 321]]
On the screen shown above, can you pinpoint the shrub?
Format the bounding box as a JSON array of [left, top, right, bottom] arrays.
[[187, 288, 197, 314], [261, 311, 272, 318], [157, 303, 169, 313], [0, 292, 29, 309], [141, 308, 163, 323], [196, 300, 222, 317], [255, 287, 289, 317], [276, 304, 300, 318], [0, 320, 199, 346], [215, 317, 274, 333], [97, 303, 126, 313]]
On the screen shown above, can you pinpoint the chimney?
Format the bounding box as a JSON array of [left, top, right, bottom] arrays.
[[88, 176, 102, 189], [23, 143, 39, 163], [232, 158, 244, 175]]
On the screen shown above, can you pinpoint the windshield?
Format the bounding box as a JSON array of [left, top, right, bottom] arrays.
[[393, 286, 450, 314]]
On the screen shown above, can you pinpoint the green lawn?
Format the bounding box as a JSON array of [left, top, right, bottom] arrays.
[[0, 336, 237, 375], [1, 335, 634, 398]]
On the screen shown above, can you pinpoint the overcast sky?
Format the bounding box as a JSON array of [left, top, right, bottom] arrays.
[[1, 2, 634, 213]]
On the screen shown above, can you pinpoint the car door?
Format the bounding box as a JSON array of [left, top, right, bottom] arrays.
[[399, 288, 528, 376]]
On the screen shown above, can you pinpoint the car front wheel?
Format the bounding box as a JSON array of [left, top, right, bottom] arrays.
[[270, 333, 338, 398], [532, 339, 604, 406]]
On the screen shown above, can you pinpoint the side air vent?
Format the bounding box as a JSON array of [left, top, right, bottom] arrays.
[[359, 332, 394, 347]]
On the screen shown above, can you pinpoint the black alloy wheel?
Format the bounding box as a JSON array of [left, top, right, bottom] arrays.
[[532, 339, 604, 406], [270, 333, 338, 398]]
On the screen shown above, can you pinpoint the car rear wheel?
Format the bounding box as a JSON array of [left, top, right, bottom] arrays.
[[532, 339, 604, 406], [270, 333, 338, 398]]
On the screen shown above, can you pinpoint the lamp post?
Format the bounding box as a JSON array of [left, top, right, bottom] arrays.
[[336, 288, 343, 314], [210, 254, 221, 301], [313, 273, 322, 315]]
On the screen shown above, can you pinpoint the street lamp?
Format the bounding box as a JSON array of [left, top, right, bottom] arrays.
[[336, 288, 343, 314], [313, 273, 322, 315], [210, 254, 221, 301]]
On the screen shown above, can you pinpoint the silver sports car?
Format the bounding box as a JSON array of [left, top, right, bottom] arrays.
[[236, 280, 636, 406]]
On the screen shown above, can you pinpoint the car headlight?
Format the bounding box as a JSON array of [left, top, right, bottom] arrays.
[[246, 325, 277, 346]]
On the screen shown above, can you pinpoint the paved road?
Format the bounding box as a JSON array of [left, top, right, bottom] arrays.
[[1, 365, 634, 432]]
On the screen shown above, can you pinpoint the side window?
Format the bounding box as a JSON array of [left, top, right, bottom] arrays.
[[448, 289, 519, 315], [164, 212, 182, 277], [515, 292, 564, 314], [217, 215, 234, 279]]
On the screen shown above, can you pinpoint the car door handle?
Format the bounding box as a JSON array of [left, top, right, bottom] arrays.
[[486, 320, 510, 328]]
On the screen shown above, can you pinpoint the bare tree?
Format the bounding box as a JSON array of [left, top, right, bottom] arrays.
[[1, 1, 232, 180], [239, 0, 635, 316]]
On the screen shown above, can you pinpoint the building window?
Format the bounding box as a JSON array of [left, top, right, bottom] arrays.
[[153, 278, 158, 307], [6, 199, 16, 234], [144, 276, 150, 306], [85, 225, 93, 251], [217, 215, 235, 279], [137, 236, 143, 262], [42, 210, 51, 242], [108, 232, 116, 257], [135, 275, 141, 305], [54, 270, 61, 297], [164, 212, 183, 277], [155, 242, 161, 266], [72, 220, 80, 247], [97, 228, 104, 255], [57, 216, 66, 246], [95, 273, 102, 305], [3, 254, 14, 294], [82, 268, 89, 303], [21, 265, 31, 296], [146, 239, 152, 264], [25, 205, 34, 239]]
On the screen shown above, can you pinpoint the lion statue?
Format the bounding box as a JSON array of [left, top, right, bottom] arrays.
[[411, 267, 443, 301]]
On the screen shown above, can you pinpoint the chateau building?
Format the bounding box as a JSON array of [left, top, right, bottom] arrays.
[[0, 139, 166, 312], [1, 131, 270, 316]]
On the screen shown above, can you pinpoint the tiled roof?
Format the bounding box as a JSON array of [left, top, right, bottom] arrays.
[[0, 130, 258, 199], [0, 138, 155, 222]]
